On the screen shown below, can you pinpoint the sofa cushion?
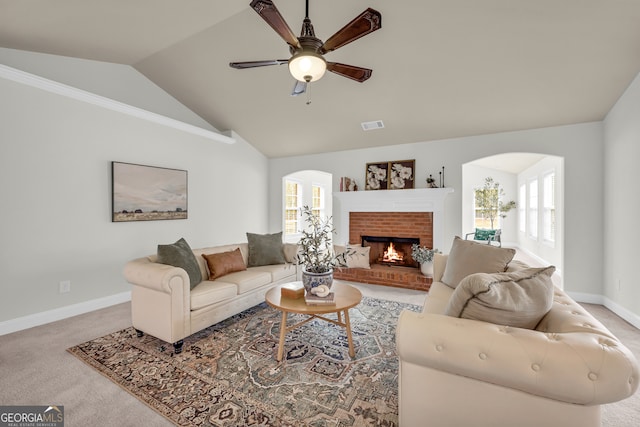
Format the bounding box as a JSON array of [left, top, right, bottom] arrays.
[[214, 270, 272, 294], [444, 266, 556, 329], [441, 236, 516, 289], [249, 264, 297, 282], [201, 248, 247, 280], [156, 237, 202, 290], [246, 232, 287, 267], [190, 280, 238, 311]]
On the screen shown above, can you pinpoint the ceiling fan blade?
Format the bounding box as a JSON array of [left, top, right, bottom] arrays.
[[229, 59, 288, 69], [291, 80, 307, 96], [250, 0, 301, 49], [320, 8, 381, 54], [326, 62, 372, 82]]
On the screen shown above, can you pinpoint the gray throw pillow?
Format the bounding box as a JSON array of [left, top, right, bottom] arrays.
[[444, 266, 556, 329], [246, 232, 287, 267], [441, 236, 516, 288], [157, 238, 202, 290]]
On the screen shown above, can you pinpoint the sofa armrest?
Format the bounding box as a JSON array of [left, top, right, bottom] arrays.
[[123, 256, 191, 294], [396, 309, 639, 405], [432, 253, 448, 282], [124, 256, 193, 344]]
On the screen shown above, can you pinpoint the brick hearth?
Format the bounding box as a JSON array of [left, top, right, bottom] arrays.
[[334, 265, 432, 291]]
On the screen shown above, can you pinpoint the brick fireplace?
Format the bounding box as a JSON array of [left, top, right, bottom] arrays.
[[333, 188, 453, 291]]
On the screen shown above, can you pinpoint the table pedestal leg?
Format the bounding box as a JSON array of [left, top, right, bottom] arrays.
[[277, 311, 287, 362], [343, 309, 355, 358]]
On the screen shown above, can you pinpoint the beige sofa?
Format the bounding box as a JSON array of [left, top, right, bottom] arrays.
[[124, 242, 298, 353], [397, 251, 639, 427]]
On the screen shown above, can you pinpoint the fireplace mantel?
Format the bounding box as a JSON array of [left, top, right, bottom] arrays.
[[333, 188, 454, 250]]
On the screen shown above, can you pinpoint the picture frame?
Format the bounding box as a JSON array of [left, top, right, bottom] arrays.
[[388, 159, 415, 189], [365, 162, 389, 190], [111, 161, 188, 222], [365, 159, 415, 190]]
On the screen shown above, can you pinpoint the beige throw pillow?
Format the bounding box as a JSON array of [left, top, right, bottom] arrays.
[[441, 236, 516, 288], [444, 266, 556, 329], [334, 245, 371, 269]]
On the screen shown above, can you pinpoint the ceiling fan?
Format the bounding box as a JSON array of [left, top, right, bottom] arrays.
[[230, 0, 381, 96]]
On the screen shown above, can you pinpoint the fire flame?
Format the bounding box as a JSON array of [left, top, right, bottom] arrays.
[[383, 242, 404, 263]]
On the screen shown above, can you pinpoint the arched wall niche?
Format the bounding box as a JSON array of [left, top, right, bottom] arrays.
[[463, 152, 564, 287], [281, 169, 333, 243]]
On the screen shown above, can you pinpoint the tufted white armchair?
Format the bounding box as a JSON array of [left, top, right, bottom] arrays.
[[396, 254, 639, 427]]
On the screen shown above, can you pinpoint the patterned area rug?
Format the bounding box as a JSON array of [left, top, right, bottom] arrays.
[[68, 297, 419, 426]]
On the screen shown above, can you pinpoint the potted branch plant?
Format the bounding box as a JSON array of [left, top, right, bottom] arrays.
[[411, 244, 441, 277], [295, 206, 351, 294]]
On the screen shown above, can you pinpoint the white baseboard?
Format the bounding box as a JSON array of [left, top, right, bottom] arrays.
[[569, 292, 640, 330], [0, 291, 131, 336]]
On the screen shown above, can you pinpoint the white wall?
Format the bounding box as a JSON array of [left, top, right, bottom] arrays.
[[603, 72, 640, 319], [0, 62, 269, 326], [269, 122, 605, 299]]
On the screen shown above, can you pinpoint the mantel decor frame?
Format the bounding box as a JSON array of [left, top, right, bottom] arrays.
[[365, 159, 415, 190], [111, 161, 188, 222]]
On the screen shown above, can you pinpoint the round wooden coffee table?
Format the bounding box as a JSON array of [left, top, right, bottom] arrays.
[[265, 281, 363, 362]]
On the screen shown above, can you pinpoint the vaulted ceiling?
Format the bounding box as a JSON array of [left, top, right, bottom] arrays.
[[2, 0, 640, 158]]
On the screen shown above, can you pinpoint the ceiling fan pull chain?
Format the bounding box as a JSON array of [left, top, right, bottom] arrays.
[[306, 83, 312, 105]]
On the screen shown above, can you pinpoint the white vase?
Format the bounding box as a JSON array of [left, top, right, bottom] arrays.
[[420, 261, 434, 277]]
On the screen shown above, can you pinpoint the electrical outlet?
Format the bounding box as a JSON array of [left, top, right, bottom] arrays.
[[59, 280, 71, 293]]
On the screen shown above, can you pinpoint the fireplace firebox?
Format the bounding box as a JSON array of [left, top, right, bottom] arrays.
[[361, 235, 420, 268]]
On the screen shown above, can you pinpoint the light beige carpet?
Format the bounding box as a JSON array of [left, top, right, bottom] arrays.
[[0, 282, 638, 426]]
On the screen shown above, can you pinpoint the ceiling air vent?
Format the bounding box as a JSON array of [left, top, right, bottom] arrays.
[[361, 120, 384, 131]]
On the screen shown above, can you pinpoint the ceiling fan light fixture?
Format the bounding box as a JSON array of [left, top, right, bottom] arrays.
[[289, 51, 326, 82]]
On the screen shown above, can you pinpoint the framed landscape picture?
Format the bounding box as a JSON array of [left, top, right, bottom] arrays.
[[111, 162, 188, 222]]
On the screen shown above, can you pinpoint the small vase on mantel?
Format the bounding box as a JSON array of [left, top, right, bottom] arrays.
[[420, 261, 434, 277]]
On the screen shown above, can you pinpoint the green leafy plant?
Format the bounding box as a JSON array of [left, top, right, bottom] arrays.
[[295, 206, 351, 273], [411, 244, 441, 264], [475, 177, 517, 229]]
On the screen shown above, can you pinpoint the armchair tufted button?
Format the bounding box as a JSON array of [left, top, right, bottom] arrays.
[[479, 353, 487, 360], [589, 372, 598, 381], [531, 364, 541, 372], [435, 344, 443, 352]]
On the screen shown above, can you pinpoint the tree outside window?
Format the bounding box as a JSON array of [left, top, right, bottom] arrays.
[[474, 177, 517, 230]]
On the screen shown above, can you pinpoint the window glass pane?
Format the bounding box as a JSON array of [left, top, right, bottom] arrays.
[[474, 187, 499, 229], [543, 173, 555, 242], [312, 185, 324, 218], [518, 184, 526, 233], [285, 180, 301, 235], [528, 179, 538, 238]]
